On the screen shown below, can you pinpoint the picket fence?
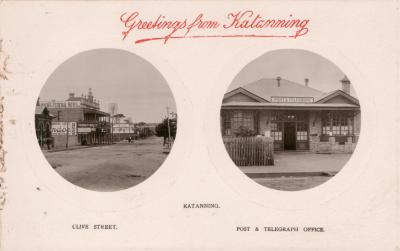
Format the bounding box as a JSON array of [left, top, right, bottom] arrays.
[[223, 136, 274, 166]]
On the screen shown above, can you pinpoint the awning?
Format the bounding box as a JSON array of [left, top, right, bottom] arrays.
[[82, 108, 110, 117], [221, 102, 360, 111]]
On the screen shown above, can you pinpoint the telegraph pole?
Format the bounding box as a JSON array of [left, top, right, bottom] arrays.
[[65, 119, 69, 149], [111, 115, 113, 144], [166, 106, 171, 147], [128, 121, 131, 140]]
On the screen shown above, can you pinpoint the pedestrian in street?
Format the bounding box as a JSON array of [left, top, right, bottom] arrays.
[[45, 138, 51, 150]]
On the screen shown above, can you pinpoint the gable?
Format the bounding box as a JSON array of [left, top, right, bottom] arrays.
[[316, 90, 359, 106], [223, 87, 268, 103], [42, 107, 50, 116], [322, 95, 355, 104], [223, 92, 261, 103]]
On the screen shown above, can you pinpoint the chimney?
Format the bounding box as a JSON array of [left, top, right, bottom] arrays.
[[340, 76, 350, 94], [304, 78, 309, 87], [88, 88, 94, 102], [36, 97, 40, 106], [276, 76, 281, 87], [69, 93, 75, 98]]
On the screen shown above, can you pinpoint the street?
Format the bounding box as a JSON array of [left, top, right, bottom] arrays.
[[43, 136, 167, 192]]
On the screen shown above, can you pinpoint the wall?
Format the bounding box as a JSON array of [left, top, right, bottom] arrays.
[[258, 111, 271, 135], [311, 137, 357, 154], [53, 135, 79, 148], [309, 111, 322, 152], [47, 108, 85, 122]]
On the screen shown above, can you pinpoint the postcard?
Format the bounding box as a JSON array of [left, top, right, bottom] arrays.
[[0, 1, 399, 250]]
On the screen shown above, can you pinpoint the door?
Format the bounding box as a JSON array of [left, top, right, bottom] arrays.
[[284, 122, 296, 150]]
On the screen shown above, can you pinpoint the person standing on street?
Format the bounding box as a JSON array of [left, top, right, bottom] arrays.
[[45, 138, 51, 150]]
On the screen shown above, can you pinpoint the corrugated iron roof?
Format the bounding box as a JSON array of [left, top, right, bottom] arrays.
[[221, 102, 360, 110], [35, 106, 56, 117], [241, 78, 325, 102], [66, 97, 83, 101]]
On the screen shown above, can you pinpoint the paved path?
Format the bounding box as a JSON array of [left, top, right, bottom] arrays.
[[43, 136, 167, 192], [241, 152, 352, 174], [239, 152, 352, 191]]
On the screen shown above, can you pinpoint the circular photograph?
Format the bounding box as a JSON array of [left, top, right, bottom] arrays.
[[220, 49, 361, 191], [35, 49, 177, 192]]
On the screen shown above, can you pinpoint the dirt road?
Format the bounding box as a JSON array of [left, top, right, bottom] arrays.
[[253, 176, 332, 191], [43, 136, 167, 192]]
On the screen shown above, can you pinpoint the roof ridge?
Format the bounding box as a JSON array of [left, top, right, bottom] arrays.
[[243, 77, 325, 94]]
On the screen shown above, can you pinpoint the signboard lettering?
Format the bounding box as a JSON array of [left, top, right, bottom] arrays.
[[78, 128, 91, 134], [271, 96, 314, 103], [51, 122, 77, 136]]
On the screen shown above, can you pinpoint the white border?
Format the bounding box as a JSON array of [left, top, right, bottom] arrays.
[[19, 45, 193, 212], [205, 39, 376, 210]]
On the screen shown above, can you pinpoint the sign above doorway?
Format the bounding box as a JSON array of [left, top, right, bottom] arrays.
[[271, 96, 314, 103]]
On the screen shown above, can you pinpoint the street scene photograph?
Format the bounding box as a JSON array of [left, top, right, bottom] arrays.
[[35, 48, 177, 192], [220, 49, 361, 191]]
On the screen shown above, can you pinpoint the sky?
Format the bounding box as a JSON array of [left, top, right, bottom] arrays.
[[229, 49, 357, 97], [39, 49, 176, 123]]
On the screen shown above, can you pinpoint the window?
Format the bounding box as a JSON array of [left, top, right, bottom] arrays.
[[270, 122, 277, 131], [224, 116, 231, 129], [296, 122, 308, 141], [222, 113, 231, 136], [322, 113, 331, 135], [232, 111, 254, 131], [271, 122, 282, 141], [297, 131, 307, 141], [333, 113, 349, 136], [322, 112, 353, 136], [221, 111, 255, 136], [332, 114, 341, 135]]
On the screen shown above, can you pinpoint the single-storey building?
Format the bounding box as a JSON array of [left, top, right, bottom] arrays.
[[112, 121, 136, 141], [221, 76, 361, 153]]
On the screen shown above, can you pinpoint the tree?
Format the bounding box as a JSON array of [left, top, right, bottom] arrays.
[[155, 116, 177, 143], [234, 126, 257, 137]]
